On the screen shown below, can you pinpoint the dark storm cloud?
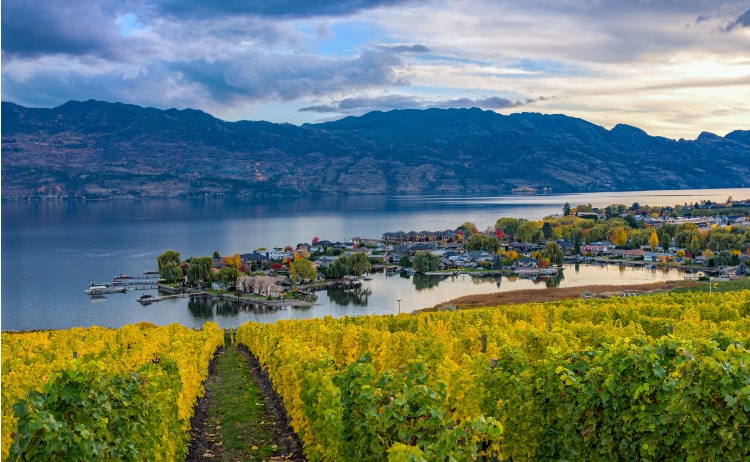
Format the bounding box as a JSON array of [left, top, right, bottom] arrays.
[[154, 0, 412, 19], [299, 95, 537, 114], [1, 0, 126, 59]]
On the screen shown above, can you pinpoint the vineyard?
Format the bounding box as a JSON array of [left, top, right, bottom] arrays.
[[238, 290, 750, 461], [1, 322, 224, 461], [3, 292, 749, 461]]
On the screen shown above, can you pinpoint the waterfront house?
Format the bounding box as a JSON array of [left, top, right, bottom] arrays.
[[580, 242, 612, 255], [515, 257, 538, 268]]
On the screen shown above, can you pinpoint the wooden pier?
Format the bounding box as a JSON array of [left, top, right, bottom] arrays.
[[138, 292, 211, 305]]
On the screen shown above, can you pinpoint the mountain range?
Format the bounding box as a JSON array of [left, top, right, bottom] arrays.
[[2, 100, 749, 199]]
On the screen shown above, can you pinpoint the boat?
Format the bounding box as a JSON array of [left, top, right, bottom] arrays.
[[137, 294, 155, 304], [84, 282, 126, 295]]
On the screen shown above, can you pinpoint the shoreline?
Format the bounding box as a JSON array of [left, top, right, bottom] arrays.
[[421, 280, 702, 312]]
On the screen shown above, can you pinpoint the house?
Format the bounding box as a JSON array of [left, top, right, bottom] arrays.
[[643, 252, 660, 262], [611, 249, 646, 259], [556, 239, 575, 254], [438, 257, 454, 270], [315, 256, 339, 267], [580, 242, 612, 255], [515, 257, 538, 268], [466, 250, 493, 262]]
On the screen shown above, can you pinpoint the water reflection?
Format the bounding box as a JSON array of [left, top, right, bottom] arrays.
[[545, 272, 564, 288], [187, 297, 214, 319], [187, 295, 303, 321], [327, 286, 372, 306], [412, 274, 445, 291]]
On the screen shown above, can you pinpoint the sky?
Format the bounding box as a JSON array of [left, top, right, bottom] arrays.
[[2, 0, 749, 139]]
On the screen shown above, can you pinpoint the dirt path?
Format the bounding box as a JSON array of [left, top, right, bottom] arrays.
[[429, 280, 700, 310], [186, 346, 305, 461]]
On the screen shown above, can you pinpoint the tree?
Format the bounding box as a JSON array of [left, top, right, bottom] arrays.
[[161, 262, 182, 282], [222, 254, 241, 269], [563, 202, 571, 216], [542, 242, 565, 266], [466, 234, 500, 253], [398, 256, 411, 268], [157, 250, 181, 273], [457, 222, 478, 238], [689, 235, 702, 256], [516, 221, 540, 243], [610, 227, 628, 247], [212, 250, 220, 259], [412, 251, 440, 272], [213, 266, 240, 288], [350, 252, 372, 277], [495, 217, 525, 236], [290, 256, 317, 283], [186, 256, 212, 284], [649, 231, 659, 250], [541, 222, 555, 240], [327, 257, 351, 279], [659, 232, 671, 251]]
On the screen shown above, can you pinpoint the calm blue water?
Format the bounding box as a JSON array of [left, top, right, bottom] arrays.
[[2, 188, 747, 331]]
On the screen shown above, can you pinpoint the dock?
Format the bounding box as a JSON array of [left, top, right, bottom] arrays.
[[138, 292, 211, 304], [85, 272, 161, 296]]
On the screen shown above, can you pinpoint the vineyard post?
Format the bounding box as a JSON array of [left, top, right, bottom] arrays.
[[481, 334, 487, 353]]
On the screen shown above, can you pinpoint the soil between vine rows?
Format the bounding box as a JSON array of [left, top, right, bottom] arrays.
[[186, 346, 306, 461]]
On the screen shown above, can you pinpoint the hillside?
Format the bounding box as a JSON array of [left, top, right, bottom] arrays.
[[2, 100, 748, 199]]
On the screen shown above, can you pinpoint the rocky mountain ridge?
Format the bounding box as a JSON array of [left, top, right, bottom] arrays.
[[2, 100, 748, 199]]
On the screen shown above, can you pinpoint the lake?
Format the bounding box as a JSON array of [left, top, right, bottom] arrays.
[[2, 188, 747, 331]]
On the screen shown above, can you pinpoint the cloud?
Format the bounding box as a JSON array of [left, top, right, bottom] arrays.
[[1, 0, 128, 60], [153, 0, 413, 20], [384, 44, 430, 53], [723, 8, 750, 30], [299, 94, 540, 114]]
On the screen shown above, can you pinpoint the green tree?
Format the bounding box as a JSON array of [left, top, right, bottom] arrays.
[[516, 221, 541, 243], [689, 235, 702, 256], [398, 256, 411, 268], [563, 202, 571, 216], [213, 266, 240, 288], [157, 250, 181, 274], [160, 262, 182, 282], [350, 252, 372, 277], [542, 241, 565, 266], [412, 251, 440, 273], [495, 217, 526, 236], [466, 234, 500, 253], [186, 256, 212, 285], [212, 250, 220, 259], [659, 232, 671, 251], [327, 257, 351, 279], [541, 222, 555, 240], [290, 256, 317, 282]]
